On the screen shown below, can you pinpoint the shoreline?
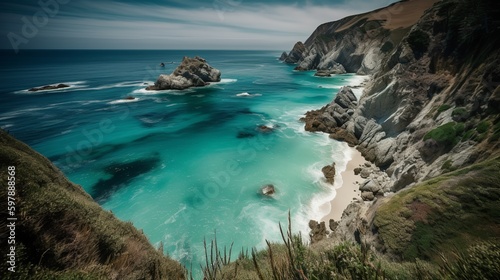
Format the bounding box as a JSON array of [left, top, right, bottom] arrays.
[[320, 147, 366, 223], [318, 75, 370, 223]]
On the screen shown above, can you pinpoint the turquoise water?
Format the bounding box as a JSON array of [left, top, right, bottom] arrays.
[[0, 50, 362, 273]]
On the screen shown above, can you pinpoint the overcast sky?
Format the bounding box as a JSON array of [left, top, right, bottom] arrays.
[[1, 0, 397, 51]]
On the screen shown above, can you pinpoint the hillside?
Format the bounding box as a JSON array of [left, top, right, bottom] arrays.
[[0, 130, 185, 279], [280, 0, 500, 276]]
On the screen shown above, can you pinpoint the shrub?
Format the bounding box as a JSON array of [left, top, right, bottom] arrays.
[[424, 122, 464, 146], [437, 104, 452, 113], [452, 107, 468, 121], [476, 120, 490, 133], [407, 29, 430, 57]]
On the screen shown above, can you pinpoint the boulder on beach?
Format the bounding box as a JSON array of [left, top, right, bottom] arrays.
[[322, 163, 336, 184], [29, 83, 69, 92], [146, 56, 221, 90]]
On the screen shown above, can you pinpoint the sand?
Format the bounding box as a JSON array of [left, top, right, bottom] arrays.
[[320, 147, 367, 223]]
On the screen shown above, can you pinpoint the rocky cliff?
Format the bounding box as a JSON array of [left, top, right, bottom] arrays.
[[290, 0, 500, 261], [0, 130, 185, 279], [281, 0, 440, 74]]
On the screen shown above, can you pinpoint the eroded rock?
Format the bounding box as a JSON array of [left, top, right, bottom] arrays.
[[309, 220, 328, 243], [322, 163, 336, 184], [146, 56, 221, 90]]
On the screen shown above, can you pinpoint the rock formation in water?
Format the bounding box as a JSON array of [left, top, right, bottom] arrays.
[[287, 0, 500, 262], [0, 130, 185, 279], [321, 162, 336, 184], [146, 56, 221, 90], [29, 83, 69, 92]]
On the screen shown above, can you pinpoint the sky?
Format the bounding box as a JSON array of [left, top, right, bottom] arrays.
[[1, 0, 397, 51]]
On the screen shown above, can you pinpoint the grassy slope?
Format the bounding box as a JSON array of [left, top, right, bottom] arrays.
[[374, 155, 500, 262], [0, 130, 184, 279]]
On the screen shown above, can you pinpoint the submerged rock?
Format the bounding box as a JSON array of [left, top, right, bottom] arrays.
[[146, 56, 221, 90], [29, 83, 69, 92]]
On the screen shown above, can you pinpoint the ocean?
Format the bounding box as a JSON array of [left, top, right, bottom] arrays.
[[0, 50, 363, 272]]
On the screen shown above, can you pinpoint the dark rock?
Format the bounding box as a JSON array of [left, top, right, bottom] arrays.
[[237, 131, 256, 139], [124, 96, 136, 100], [260, 184, 275, 196], [284, 41, 306, 64], [308, 220, 328, 243], [329, 128, 359, 146], [329, 219, 339, 232], [257, 125, 274, 133], [333, 86, 357, 109], [322, 163, 336, 184], [29, 83, 69, 92], [146, 56, 221, 90], [314, 70, 331, 77], [354, 167, 362, 175], [295, 53, 321, 70], [279, 51, 288, 61]]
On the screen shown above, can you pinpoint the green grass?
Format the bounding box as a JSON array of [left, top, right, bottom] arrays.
[[477, 120, 491, 134], [374, 156, 500, 262], [452, 107, 469, 120], [438, 104, 452, 113], [491, 120, 500, 142], [423, 122, 465, 147]]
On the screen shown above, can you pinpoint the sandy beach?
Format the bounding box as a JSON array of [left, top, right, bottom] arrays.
[[321, 147, 367, 223]]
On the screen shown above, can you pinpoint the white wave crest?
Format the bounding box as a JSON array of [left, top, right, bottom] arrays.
[[107, 98, 140, 105]]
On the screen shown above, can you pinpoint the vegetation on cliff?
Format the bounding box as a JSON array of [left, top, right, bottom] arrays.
[[0, 130, 184, 279], [196, 206, 499, 279], [374, 156, 500, 262]]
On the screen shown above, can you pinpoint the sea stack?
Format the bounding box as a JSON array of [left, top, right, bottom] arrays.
[[146, 56, 221, 90]]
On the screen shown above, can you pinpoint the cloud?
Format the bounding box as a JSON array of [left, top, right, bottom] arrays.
[[1, 0, 396, 50]]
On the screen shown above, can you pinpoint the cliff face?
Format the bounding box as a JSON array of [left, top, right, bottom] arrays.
[[281, 0, 440, 74], [290, 0, 500, 260], [0, 130, 185, 279]]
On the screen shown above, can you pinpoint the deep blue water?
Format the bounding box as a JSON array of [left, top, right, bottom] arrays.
[[0, 50, 364, 275]]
